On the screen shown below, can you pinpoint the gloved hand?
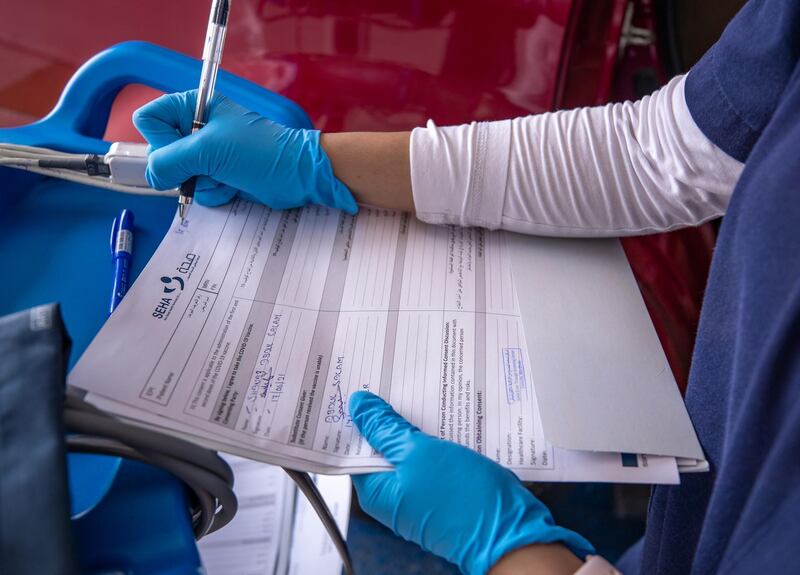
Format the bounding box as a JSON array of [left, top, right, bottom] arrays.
[[132, 90, 358, 214], [349, 391, 594, 575]]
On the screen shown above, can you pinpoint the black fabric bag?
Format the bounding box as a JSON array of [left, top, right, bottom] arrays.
[[0, 304, 78, 574]]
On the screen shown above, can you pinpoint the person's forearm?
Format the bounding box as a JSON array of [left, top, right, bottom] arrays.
[[489, 543, 583, 575], [322, 75, 743, 238], [411, 75, 743, 237], [321, 131, 414, 212]]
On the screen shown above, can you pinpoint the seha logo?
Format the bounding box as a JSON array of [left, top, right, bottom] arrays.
[[152, 253, 198, 320], [175, 252, 198, 275], [160, 276, 185, 294], [152, 294, 174, 320]]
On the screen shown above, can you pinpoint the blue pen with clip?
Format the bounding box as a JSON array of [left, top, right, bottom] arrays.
[[109, 209, 135, 314]]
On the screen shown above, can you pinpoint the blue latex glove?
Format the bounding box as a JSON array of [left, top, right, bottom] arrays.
[[349, 391, 594, 575], [132, 90, 357, 214]]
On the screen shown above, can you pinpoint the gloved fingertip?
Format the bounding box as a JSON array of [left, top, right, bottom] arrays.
[[196, 186, 238, 207], [348, 390, 381, 417], [133, 91, 200, 146], [131, 106, 145, 129], [145, 149, 178, 190], [144, 166, 171, 192], [349, 392, 422, 465], [132, 92, 178, 126]]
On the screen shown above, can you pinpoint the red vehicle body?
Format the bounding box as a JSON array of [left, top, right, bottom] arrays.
[[0, 0, 710, 389]]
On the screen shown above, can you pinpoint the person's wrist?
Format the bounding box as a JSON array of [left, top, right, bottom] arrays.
[[489, 543, 583, 575], [474, 497, 594, 575], [301, 129, 358, 214], [464, 516, 591, 574], [319, 131, 414, 212]]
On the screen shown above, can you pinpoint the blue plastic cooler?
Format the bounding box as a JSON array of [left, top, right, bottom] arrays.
[[0, 41, 311, 573]]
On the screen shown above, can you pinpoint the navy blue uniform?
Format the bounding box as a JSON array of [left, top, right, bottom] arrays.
[[619, 1, 800, 573]]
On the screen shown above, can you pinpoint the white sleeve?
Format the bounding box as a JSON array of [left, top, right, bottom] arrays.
[[409, 74, 743, 237]]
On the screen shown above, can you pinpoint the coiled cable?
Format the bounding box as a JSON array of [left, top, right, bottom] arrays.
[[64, 388, 355, 573]]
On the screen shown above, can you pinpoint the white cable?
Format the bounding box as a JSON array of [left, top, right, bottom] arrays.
[[2, 162, 177, 196], [0, 158, 40, 166], [0, 143, 85, 161], [0, 142, 86, 157], [0, 142, 177, 196], [0, 150, 84, 162]]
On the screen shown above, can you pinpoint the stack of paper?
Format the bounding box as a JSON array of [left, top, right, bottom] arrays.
[[69, 201, 705, 484], [198, 454, 351, 575]]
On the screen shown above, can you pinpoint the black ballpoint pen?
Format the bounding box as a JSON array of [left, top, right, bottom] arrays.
[[178, 0, 231, 223]]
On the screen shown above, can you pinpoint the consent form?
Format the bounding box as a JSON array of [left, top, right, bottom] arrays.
[[70, 200, 679, 483]]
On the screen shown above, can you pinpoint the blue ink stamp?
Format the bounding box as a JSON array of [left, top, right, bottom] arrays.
[[503, 348, 527, 404]]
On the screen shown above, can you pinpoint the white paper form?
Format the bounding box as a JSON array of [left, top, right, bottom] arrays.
[[198, 456, 351, 575], [198, 455, 295, 575], [288, 475, 352, 575], [70, 201, 678, 483]]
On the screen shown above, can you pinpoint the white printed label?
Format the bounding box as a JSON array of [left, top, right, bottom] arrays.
[[115, 229, 133, 254]]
